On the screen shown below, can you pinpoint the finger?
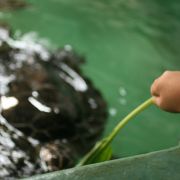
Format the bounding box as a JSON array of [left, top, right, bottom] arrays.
[[150, 78, 160, 97], [152, 96, 164, 110], [154, 96, 162, 107]]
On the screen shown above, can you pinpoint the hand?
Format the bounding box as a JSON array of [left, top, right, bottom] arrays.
[[151, 71, 180, 112]]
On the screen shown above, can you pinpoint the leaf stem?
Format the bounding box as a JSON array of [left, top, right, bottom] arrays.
[[107, 97, 154, 143], [78, 97, 154, 166]]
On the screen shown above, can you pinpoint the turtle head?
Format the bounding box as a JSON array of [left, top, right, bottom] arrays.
[[39, 140, 77, 171]]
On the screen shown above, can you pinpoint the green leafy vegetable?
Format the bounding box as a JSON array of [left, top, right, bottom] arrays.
[[77, 97, 154, 166]]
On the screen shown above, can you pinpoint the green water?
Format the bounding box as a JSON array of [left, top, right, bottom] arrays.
[[1, 0, 180, 157]]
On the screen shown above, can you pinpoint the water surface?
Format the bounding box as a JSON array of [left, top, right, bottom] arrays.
[[1, 0, 180, 157]]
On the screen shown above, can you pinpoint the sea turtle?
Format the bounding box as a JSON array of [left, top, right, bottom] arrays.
[[0, 0, 26, 10], [0, 27, 107, 179]]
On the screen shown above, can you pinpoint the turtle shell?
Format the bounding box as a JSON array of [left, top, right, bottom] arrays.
[[0, 0, 27, 10], [0, 27, 107, 178], [0, 115, 43, 179]]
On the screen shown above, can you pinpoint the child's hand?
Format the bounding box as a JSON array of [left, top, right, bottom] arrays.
[[151, 71, 180, 112]]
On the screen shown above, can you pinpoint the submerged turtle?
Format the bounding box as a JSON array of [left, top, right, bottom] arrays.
[[0, 27, 107, 179], [0, 0, 26, 10], [0, 115, 42, 178]]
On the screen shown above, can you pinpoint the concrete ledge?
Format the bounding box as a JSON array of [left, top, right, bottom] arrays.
[[24, 145, 180, 180]]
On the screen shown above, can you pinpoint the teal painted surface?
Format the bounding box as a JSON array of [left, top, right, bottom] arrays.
[[1, 0, 180, 157], [24, 145, 180, 180]]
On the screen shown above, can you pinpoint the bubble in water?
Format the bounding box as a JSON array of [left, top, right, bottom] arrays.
[[109, 108, 117, 116]]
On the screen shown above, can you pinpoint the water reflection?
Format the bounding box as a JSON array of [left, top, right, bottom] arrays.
[[1, 96, 19, 110], [28, 97, 52, 113], [59, 63, 88, 92]]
